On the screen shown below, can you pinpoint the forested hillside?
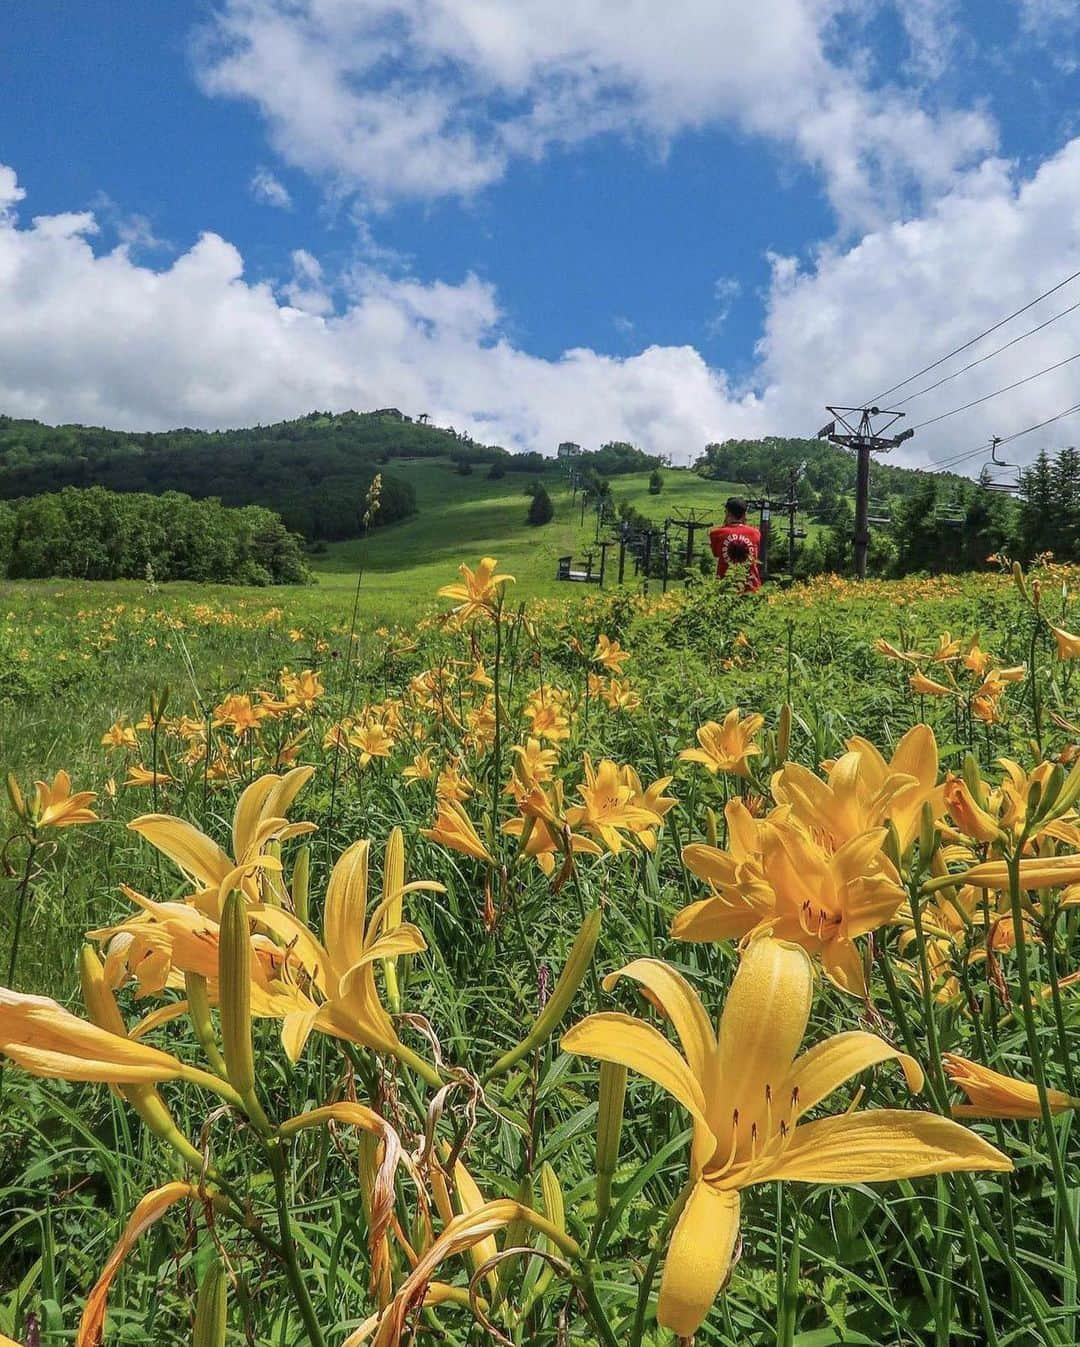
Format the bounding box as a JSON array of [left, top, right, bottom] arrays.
[[0, 412, 665, 542], [0, 486, 309, 584]]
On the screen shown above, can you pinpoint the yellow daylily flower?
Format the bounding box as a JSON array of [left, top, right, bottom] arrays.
[[511, 737, 558, 786], [679, 709, 764, 777], [523, 688, 572, 743], [943, 775, 1002, 844], [423, 799, 494, 865], [910, 671, 954, 697], [101, 720, 139, 752], [962, 641, 993, 677], [873, 637, 920, 665], [468, 660, 494, 687], [776, 724, 942, 853], [402, 750, 435, 785], [619, 765, 676, 852], [128, 767, 316, 915], [503, 779, 603, 875], [435, 760, 473, 803], [565, 756, 665, 855], [250, 836, 442, 1077], [943, 1053, 1080, 1119], [593, 633, 630, 673], [350, 721, 394, 768], [90, 884, 296, 1014], [31, 770, 98, 830], [678, 805, 904, 995], [213, 692, 267, 736], [930, 631, 962, 662], [0, 986, 224, 1091], [563, 938, 1011, 1338], [1050, 624, 1080, 660], [123, 765, 177, 789], [437, 556, 514, 623]]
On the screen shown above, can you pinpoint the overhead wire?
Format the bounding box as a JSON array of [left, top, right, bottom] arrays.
[[865, 263, 1080, 404], [890, 294, 1080, 408], [906, 348, 1080, 432], [924, 398, 1080, 470]]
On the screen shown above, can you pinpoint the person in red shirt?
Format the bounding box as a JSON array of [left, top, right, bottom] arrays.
[[710, 497, 762, 591]]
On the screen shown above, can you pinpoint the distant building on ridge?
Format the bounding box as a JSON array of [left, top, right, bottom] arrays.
[[557, 441, 582, 459]]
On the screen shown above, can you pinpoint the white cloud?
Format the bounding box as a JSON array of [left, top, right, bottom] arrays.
[[250, 166, 293, 208], [4, 149, 1080, 472], [707, 277, 742, 335], [194, 0, 994, 224], [283, 247, 333, 314]]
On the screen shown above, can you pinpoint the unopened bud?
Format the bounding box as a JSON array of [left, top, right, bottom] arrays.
[[485, 908, 601, 1082], [5, 773, 26, 821], [776, 703, 792, 764], [705, 807, 719, 850], [595, 1061, 627, 1225], [1012, 561, 1029, 602], [219, 890, 256, 1098], [193, 1255, 228, 1347]]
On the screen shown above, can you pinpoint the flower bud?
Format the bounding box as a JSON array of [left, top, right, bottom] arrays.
[[193, 1255, 228, 1347], [6, 773, 26, 821], [776, 703, 792, 764], [1012, 561, 1029, 602], [185, 973, 227, 1077], [484, 908, 601, 1082], [705, 807, 719, 850], [219, 890, 256, 1098], [595, 1061, 627, 1225]]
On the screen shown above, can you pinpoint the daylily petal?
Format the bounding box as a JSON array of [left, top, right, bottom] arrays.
[[715, 938, 813, 1147], [323, 840, 372, 976], [890, 724, 939, 790], [231, 774, 281, 864], [128, 815, 232, 888], [785, 1031, 923, 1120], [762, 1109, 1012, 1183], [561, 1012, 714, 1141], [820, 938, 868, 997], [76, 1182, 199, 1347], [656, 1182, 740, 1337], [671, 895, 759, 943], [601, 958, 717, 1081]]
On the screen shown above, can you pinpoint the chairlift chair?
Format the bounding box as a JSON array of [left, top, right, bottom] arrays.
[[981, 436, 1021, 493]]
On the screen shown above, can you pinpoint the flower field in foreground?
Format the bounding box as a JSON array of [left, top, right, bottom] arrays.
[[0, 557, 1079, 1345]]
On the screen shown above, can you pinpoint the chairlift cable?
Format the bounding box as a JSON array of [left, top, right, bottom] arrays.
[[866, 264, 1080, 404], [890, 295, 1080, 408], [907, 349, 1080, 432]]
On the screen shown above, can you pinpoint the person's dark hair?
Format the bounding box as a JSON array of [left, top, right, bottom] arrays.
[[725, 496, 747, 521]]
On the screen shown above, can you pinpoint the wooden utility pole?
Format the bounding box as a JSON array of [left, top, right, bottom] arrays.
[[818, 407, 913, 579]]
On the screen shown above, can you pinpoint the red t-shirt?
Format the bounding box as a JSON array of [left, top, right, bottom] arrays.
[[710, 524, 762, 590]]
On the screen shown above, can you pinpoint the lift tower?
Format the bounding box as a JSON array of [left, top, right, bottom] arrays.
[[818, 407, 913, 579]]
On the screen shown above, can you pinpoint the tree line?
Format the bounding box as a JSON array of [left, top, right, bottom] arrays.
[[0, 487, 310, 584]]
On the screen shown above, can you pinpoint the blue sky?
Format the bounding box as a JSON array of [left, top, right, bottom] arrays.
[[3, 1, 1080, 467]]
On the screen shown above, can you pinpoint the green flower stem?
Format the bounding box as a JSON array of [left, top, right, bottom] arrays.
[[629, 1180, 690, 1347], [879, 942, 1063, 1345], [5, 835, 38, 989], [391, 1038, 442, 1091], [267, 1139, 328, 1347], [1042, 919, 1076, 1096], [1004, 847, 1080, 1287]]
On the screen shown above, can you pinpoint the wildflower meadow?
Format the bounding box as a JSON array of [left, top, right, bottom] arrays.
[[1, 553, 1079, 1347]]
